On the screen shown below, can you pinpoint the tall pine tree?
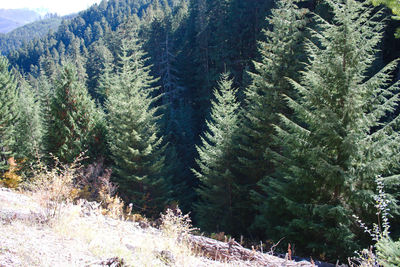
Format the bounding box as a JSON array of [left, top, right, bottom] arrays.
[[0, 56, 19, 175], [46, 62, 99, 163], [105, 38, 169, 217], [14, 78, 43, 162], [257, 0, 400, 260], [236, 0, 308, 234], [193, 73, 241, 233]]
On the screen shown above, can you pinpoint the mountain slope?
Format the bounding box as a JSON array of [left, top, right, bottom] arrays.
[[0, 187, 313, 266], [0, 16, 63, 55], [0, 9, 41, 33]]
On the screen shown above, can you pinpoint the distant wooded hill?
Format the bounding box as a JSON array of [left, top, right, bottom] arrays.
[[0, 15, 64, 55], [0, 9, 41, 33]]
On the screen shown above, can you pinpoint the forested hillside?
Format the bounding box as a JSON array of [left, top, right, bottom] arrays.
[[1, 0, 400, 264], [0, 15, 64, 55]]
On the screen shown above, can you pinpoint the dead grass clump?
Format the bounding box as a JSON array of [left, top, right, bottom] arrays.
[[101, 194, 125, 219], [160, 207, 196, 241]]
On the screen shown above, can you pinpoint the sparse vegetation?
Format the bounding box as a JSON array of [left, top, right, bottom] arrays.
[[0, 159, 315, 266], [23, 156, 82, 220]]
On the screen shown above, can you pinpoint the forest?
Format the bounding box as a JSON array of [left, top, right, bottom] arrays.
[[0, 0, 400, 264]]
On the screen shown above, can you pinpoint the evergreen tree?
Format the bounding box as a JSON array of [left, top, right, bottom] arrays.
[[46, 62, 99, 163], [86, 40, 114, 103], [258, 0, 400, 260], [193, 73, 241, 233], [14, 78, 43, 162], [143, 2, 197, 212], [0, 56, 18, 174], [105, 38, 169, 217], [236, 0, 307, 234]]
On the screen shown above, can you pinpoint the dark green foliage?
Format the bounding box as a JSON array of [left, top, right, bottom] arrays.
[[105, 38, 169, 217], [237, 0, 308, 235], [86, 40, 114, 102], [178, 0, 275, 136], [0, 56, 18, 174], [7, 0, 154, 74], [372, 0, 400, 37], [193, 73, 241, 233], [45, 62, 99, 163], [258, 0, 400, 260], [140, 0, 197, 212]]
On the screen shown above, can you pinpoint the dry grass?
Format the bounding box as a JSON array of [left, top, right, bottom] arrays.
[[0, 187, 252, 266], [0, 158, 302, 266], [52, 203, 238, 266]]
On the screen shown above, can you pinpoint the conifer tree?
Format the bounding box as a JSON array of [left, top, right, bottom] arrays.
[[105, 38, 169, 217], [258, 0, 400, 260], [143, 3, 196, 212], [193, 73, 241, 233], [46, 62, 99, 163], [0, 56, 19, 175], [236, 0, 307, 232], [86, 40, 114, 103], [14, 78, 43, 162]]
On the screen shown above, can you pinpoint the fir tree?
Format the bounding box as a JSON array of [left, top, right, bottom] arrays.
[[105, 38, 169, 217], [236, 0, 307, 233], [86, 40, 114, 103], [46, 62, 99, 163], [258, 0, 400, 260], [0, 56, 19, 175], [14, 78, 43, 162], [193, 73, 241, 233]]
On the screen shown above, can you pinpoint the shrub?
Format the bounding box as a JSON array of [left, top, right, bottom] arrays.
[[24, 156, 82, 220], [352, 179, 400, 266], [75, 159, 125, 219], [160, 207, 195, 241], [0, 157, 23, 189], [100, 194, 124, 219]]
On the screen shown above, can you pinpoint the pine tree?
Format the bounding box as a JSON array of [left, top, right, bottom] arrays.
[[145, 3, 196, 212], [46, 62, 98, 163], [0, 56, 19, 175], [105, 38, 169, 217], [86, 40, 114, 103], [14, 78, 43, 162], [193, 73, 241, 233], [258, 0, 400, 260], [236, 0, 307, 233]]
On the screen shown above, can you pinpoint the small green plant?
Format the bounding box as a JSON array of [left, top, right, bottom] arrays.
[[376, 237, 400, 266], [352, 178, 400, 266]]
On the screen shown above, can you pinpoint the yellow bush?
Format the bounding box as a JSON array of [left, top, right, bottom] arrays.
[[101, 194, 124, 219], [0, 157, 22, 189]]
